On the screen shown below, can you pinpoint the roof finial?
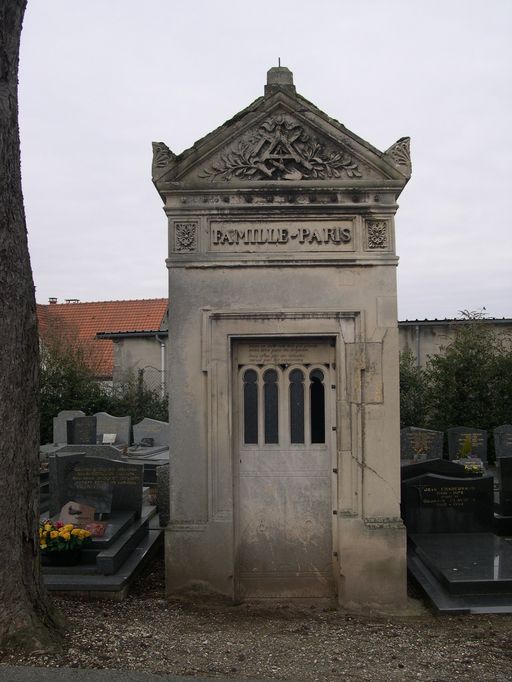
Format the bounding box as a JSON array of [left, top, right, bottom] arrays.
[[265, 64, 295, 96]]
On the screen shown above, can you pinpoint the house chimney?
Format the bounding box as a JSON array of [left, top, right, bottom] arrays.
[[48, 297, 57, 304], [65, 298, 80, 304]]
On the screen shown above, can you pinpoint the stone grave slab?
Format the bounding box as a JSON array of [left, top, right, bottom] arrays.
[[400, 427, 443, 463], [447, 426, 488, 462], [133, 418, 169, 447], [67, 416, 97, 445], [495, 425, 512, 459], [94, 412, 131, 445], [53, 410, 86, 444], [402, 473, 494, 534], [498, 457, 512, 516], [49, 453, 143, 518], [58, 444, 125, 458]]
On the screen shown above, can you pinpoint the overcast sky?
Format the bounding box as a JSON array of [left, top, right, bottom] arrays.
[[18, 0, 512, 320]]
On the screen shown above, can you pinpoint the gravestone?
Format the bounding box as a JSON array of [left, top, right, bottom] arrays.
[[401, 458, 481, 481], [401, 473, 494, 534], [498, 457, 512, 516], [67, 416, 97, 445], [156, 464, 170, 527], [58, 444, 125, 458], [133, 418, 169, 447], [52, 410, 86, 444], [447, 426, 487, 462], [94, 412, 131, 445], [494, 425, 512, 459], [49, 453, 143, 517], [400, 427, 443, 462]]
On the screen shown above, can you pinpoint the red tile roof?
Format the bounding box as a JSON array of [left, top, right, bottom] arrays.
[[36, 299, 168, 378]]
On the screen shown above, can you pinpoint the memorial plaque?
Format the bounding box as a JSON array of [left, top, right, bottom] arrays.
[[94, 412, 131, 445], [498, 457, 512, 516], [52, 410, 86, 444], [494, 425, 512, 459], [133, 418, 169, 447], [50, 453, 143, 517], [447, 426, 488, 462], [237, 339, 332, 365], [402, 473, 494, 534], [67, 416, 97, 445], [400, 427, 443, 462]]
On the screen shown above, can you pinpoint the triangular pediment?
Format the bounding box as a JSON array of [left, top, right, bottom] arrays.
[[152, 88, 411, 192]]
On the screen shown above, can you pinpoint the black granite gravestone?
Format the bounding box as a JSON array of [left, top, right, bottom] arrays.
[[494, 425, 512, 459], [66, 416, 97, 445], [401, 458, 481, 481], [498, 457, 512, 516], [49, 453, 143, 517], [400, 427, 443, 463], [447, 426, 487, 462], [402, 473, 494, 534]]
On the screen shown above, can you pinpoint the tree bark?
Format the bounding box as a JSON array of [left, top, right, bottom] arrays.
[[0, 0, 64, 650]]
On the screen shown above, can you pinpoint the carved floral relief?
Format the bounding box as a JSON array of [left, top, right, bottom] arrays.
[[174, 222, 198, 252], [366, 220, 389, 250], [200, 116, 362, 182]]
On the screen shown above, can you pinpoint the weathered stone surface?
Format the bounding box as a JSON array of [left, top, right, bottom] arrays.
[[155, 67, 409, 607], [156, 464, 170, 527], [133, 418, 169, 447], [52, 410, 86, 444], [67, 416, 97, 445], [495, 425, 512, 459], [94, 412, 131, 445], [400, 427, 443, 462]]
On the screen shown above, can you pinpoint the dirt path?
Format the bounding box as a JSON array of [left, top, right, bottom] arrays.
[[2, 553, 512, 681]]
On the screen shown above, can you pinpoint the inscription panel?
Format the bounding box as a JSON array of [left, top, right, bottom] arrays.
[[209, 219, 354, 252], [237, 341, 332, 365]]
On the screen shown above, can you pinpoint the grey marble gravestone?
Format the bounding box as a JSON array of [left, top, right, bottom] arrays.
[[447, 426, 488, 462], [52, 410, 86, 444], [400, 427, 443, 462], [133, 418, 169, 447], [49, 453, 143, 517], [494, 425, 512, 459], [156, 463, 170, 527], [401, 472, 494, 534], [66, 416, 97, 445], [94, 412, 131, 445]]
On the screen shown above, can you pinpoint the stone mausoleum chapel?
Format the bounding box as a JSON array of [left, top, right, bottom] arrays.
[[152, 67, 411, 606]]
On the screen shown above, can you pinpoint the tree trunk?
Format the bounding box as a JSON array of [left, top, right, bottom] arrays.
[[0, 0, 64, 650]]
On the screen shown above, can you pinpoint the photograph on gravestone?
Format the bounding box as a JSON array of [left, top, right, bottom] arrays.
[[52, 409, 86, 444], [447, 426, 488, 462], [94, 412, 131, 445], [59, 501, 96, 526], [401, 473, 494, 534], [400, 427, 443, 462], [50, 453, 144, 517], [66, 415, 97, 445], [494, 425, 512, 459]]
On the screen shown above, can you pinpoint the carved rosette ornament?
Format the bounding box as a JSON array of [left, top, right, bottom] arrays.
[[366, 220, 389, 250], [200, 116, 362, 181], [174, 222, 198, 252]]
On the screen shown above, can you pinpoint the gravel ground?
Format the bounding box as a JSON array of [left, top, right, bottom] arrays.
[[2, 551, 512, 681]]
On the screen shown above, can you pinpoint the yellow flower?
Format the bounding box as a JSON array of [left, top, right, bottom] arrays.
[[63, 524, 74, 531], [50, 531, 59, 539], [44, 524, 52, 532], [41, 543, 47, 549], [71, 528, 82, 536], [61, 532, 71, 541], [81, 530, 91, 538]]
